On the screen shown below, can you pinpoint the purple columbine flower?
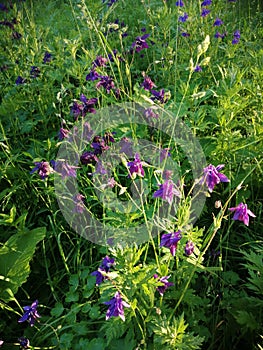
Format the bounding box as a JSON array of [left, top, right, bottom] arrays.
[[73, 193, 85, 213], [43, 51, 52, 63], [194, 65, 202, 72], [131, 34, 150, 53], [92, 55, 108, 68], [229, 202, 256, 226], [127, 153, 145, 178], [30, 66, 40, 78], [175, 0, 184, 6], [30, 161, 54, 179], [181, 31, 190, 37], [96, 75, 115, 93], [144, 108, 159, 119], [86, 69, 100, 81], [18, 337, 30, 349], [214, 31, 226, 39], [201, 0, 212, 5], [80, 94, 98, 114], [18, 300, 41, 327], [160, 231, 182, 256], [153, 274, 174, 296], [153, 179, 181, 205], [232, 29, 240, 44], [51, 160, 78, 179], [58, 127, 70, 140], [151, 89, 168, 104], [179, 12, 188, 22], [200, 164, 229, 193], [15, 76, 26, 85], [80, 151, 98, 165], [104, 291, 130, 321], [213, 18, 223, 26], [141, 75, 156, 91], [185, 241, 195, 256], [91, 136, 110, 155], [91, 256, 115, 285], [201, 8, 211, 17]]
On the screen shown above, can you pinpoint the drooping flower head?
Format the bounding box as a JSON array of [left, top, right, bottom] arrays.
[[86, 69, 100, 81], [141, 75, 156, 91], [151, 89, 169, 104], [18, 300, 41, 327], [179, 12, 188, 22], [91, 256, 115, 285], [30, 161, 54, 180], [213, 18, 223, 26], [127, 153, 145, 179], [153, 274, 174, 296], [185, 241, 195, 256], [153, 179, 181, 205], [228, 202, 256, 226], [175, 0, 184, 6], [104, 291, 130, 321], [200, 164, 229, 193], [160, 231, 182, 256], [131, 33, 150, 53], [73, 193, 85, 213], [96, 75, 115, 93], [201, 8, 211, 17], [58, 127, 70, 140], [18, 337, 30, 349]]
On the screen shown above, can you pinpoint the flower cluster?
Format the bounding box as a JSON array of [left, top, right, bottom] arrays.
[[91, 256, 115, 285]]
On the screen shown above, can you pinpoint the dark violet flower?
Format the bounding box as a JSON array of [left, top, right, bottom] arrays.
[[179, 12, 188, 22], [71, 101, 83, 119], [175, 0, 184, 6], [127, 153, 145, 178], [229, 202, 256, 226], [51, 160, 78, 179], [153, 274, 174, 296], [232, 30, 240, 44], [131, 34, 150, 53], [160, 231, 182, 256], [91, 256, 115, 285], [58, 127, 70, 140], [104, 291, 130, 321], [103, 131, 115, 145], [80, 94, 98, 114], [103, 0, 118, 6], [15, 76, 26, 85], [232, 37, 240, 45], [73, 193, 85, 213], [228, 0, 237, 2], [194, 65, 202, 72], [92, 55, 108, 68], [200, 164, 229, 193], [141, 75, 156, 91], [91, 269, 104, 286], [30, 161, 54, 179], [80, 151, 98, 165], [100, 256, 115, 272], [0, 19, 14, 29], [185, 241, 194, 256], [96, 75, 115, 93], [86, 69, 100, 81], [153, 179, 181, 205], [201, 0, 212, 5], [91, 136, 110, 155], [151, 89, 168, 104], [0, 4, 8, 11], [43, 51, 52, 63], [18, 337, 30, 349], [201, 8, 211, 17], [213, 18, 223, 26], [30, 66, 40, 78], [12, 31, 22, 39], [181, 31, 190, 37], [214, 31, 226, 39], [18, 300, 40, 327]]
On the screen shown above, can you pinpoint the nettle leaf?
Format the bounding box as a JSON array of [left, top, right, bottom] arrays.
[[0, 227, 46, 302]]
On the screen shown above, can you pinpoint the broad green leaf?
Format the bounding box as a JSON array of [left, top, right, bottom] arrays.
[[0, 227, 46, 302]]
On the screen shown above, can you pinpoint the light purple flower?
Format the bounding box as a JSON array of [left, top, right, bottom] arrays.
[[194, 65, 202, 72], [92, 55, 108, 68], [73, 193, 85, 213], [153, 274, 174, 296], [201, 8, 211, 17], [144, 108, 159, 119], [160, 148, 171, 163], [127, 153, 145, 178], [200, 164, 229, 193], [153, 179, 181, 205], [86, 69, 100, 81], [51, 160, 78, 179], [30, 161, 54, 180], [229, 202, 256, 226], [160, 231, 182, 256], [18, 300, 41, 327], [201, 0, 212, 5], [96, 75, 115, 93], [58, 127, 70, 140], [104, 291, 130, 321]]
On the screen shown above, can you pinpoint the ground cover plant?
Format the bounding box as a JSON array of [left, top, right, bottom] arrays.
[[0, 0, 263, 349]]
